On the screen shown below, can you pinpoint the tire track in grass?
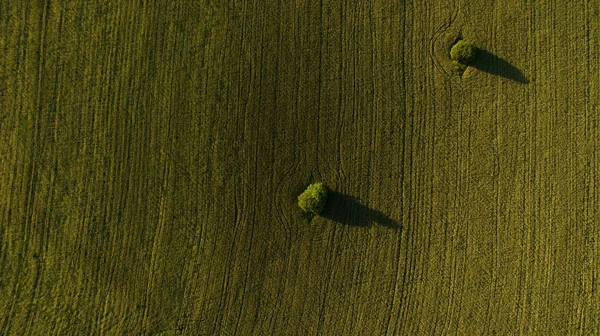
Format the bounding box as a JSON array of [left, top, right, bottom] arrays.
[[540, 1, 557, 331], [582, 2, 600, 332], [428, 28, 458, 336], [267, 11, 307, 319], [331, 3, 368, 332], [412, 60, 442, 335], [319, 1, 343, 185], [100, 8, 145, 332], [394, 83, 416, 335], [82, 5, 118, 332], [0, 2, 15, 287], [178, 2, 221, 324], [192, 1, 238, 330], [521, 100, 537, 335], [516, 3, 535, 333], [454, 102, 477, 335], [25, 10, 64, 336], [140, 141, 172, 331], [524, 2, 545, 332], [208, 2, 263, 333], [394, 4, 436, 330], [484, 82, 501, 336], [231, 3, 267, 333], [579, 2, 592, 331], [92, 5, 132, 331], [424, 59, 441, 335], [22, 0, 50, 334], [2, 3, 39, 334], [383, 2, 407, 333], [177, 131, 211, 332], [270, 0, 298, 257], [270, 145, 301, 332], [334, 0, 348, 188], [572, 3, 595, 332], [229, 101, 260, 336], [433, 85, 513, 334], [315, 225, 338, 336], [483, 6, 501, 328], [429, 0, 461, 81], [176, 7, 227, 329], [441, 152, 459, 334], [441, 96, 470, 335], [136, 3, 193, 331]]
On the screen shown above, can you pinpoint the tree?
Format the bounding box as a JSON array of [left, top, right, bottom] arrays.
[[298, 183, 328, 215], [450, 40, 477, 67]]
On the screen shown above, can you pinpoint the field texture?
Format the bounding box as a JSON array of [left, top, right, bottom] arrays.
[[1, 0, 600, 335]]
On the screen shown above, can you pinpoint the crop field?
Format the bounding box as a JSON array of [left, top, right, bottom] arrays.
[[1, 0, 600, 335]]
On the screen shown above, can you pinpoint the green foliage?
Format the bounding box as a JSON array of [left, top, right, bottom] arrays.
[[450, 40, 477, 66], [298, 183, 328, 215]]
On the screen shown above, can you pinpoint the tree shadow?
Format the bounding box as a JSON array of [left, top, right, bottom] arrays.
[[470, 49, 529, 84], [320, 191, 401, 229]]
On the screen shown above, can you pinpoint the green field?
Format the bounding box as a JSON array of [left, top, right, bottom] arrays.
[[1, 1, 600, 335]]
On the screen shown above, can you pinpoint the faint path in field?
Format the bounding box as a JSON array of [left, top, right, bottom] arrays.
[[429, 0, 463, 81], [470, 49, 529, 84], [321, 191, 401, 230]]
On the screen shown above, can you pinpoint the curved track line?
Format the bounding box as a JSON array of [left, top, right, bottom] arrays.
[[140, 153, 171, 331], [429, 0, 461, 81]]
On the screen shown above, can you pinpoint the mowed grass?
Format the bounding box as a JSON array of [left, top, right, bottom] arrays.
[[1, 1, 600, 335]]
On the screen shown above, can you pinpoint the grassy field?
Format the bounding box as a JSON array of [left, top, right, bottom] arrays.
[[1, 0, 600, 335]]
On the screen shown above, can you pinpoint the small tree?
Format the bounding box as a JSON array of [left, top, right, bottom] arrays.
[[450, 40, 477, 67], [298, 183, 328, 215]]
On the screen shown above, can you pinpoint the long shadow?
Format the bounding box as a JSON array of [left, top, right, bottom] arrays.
[[321, 191, 401, 229], [470, 49, 529, 84]]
